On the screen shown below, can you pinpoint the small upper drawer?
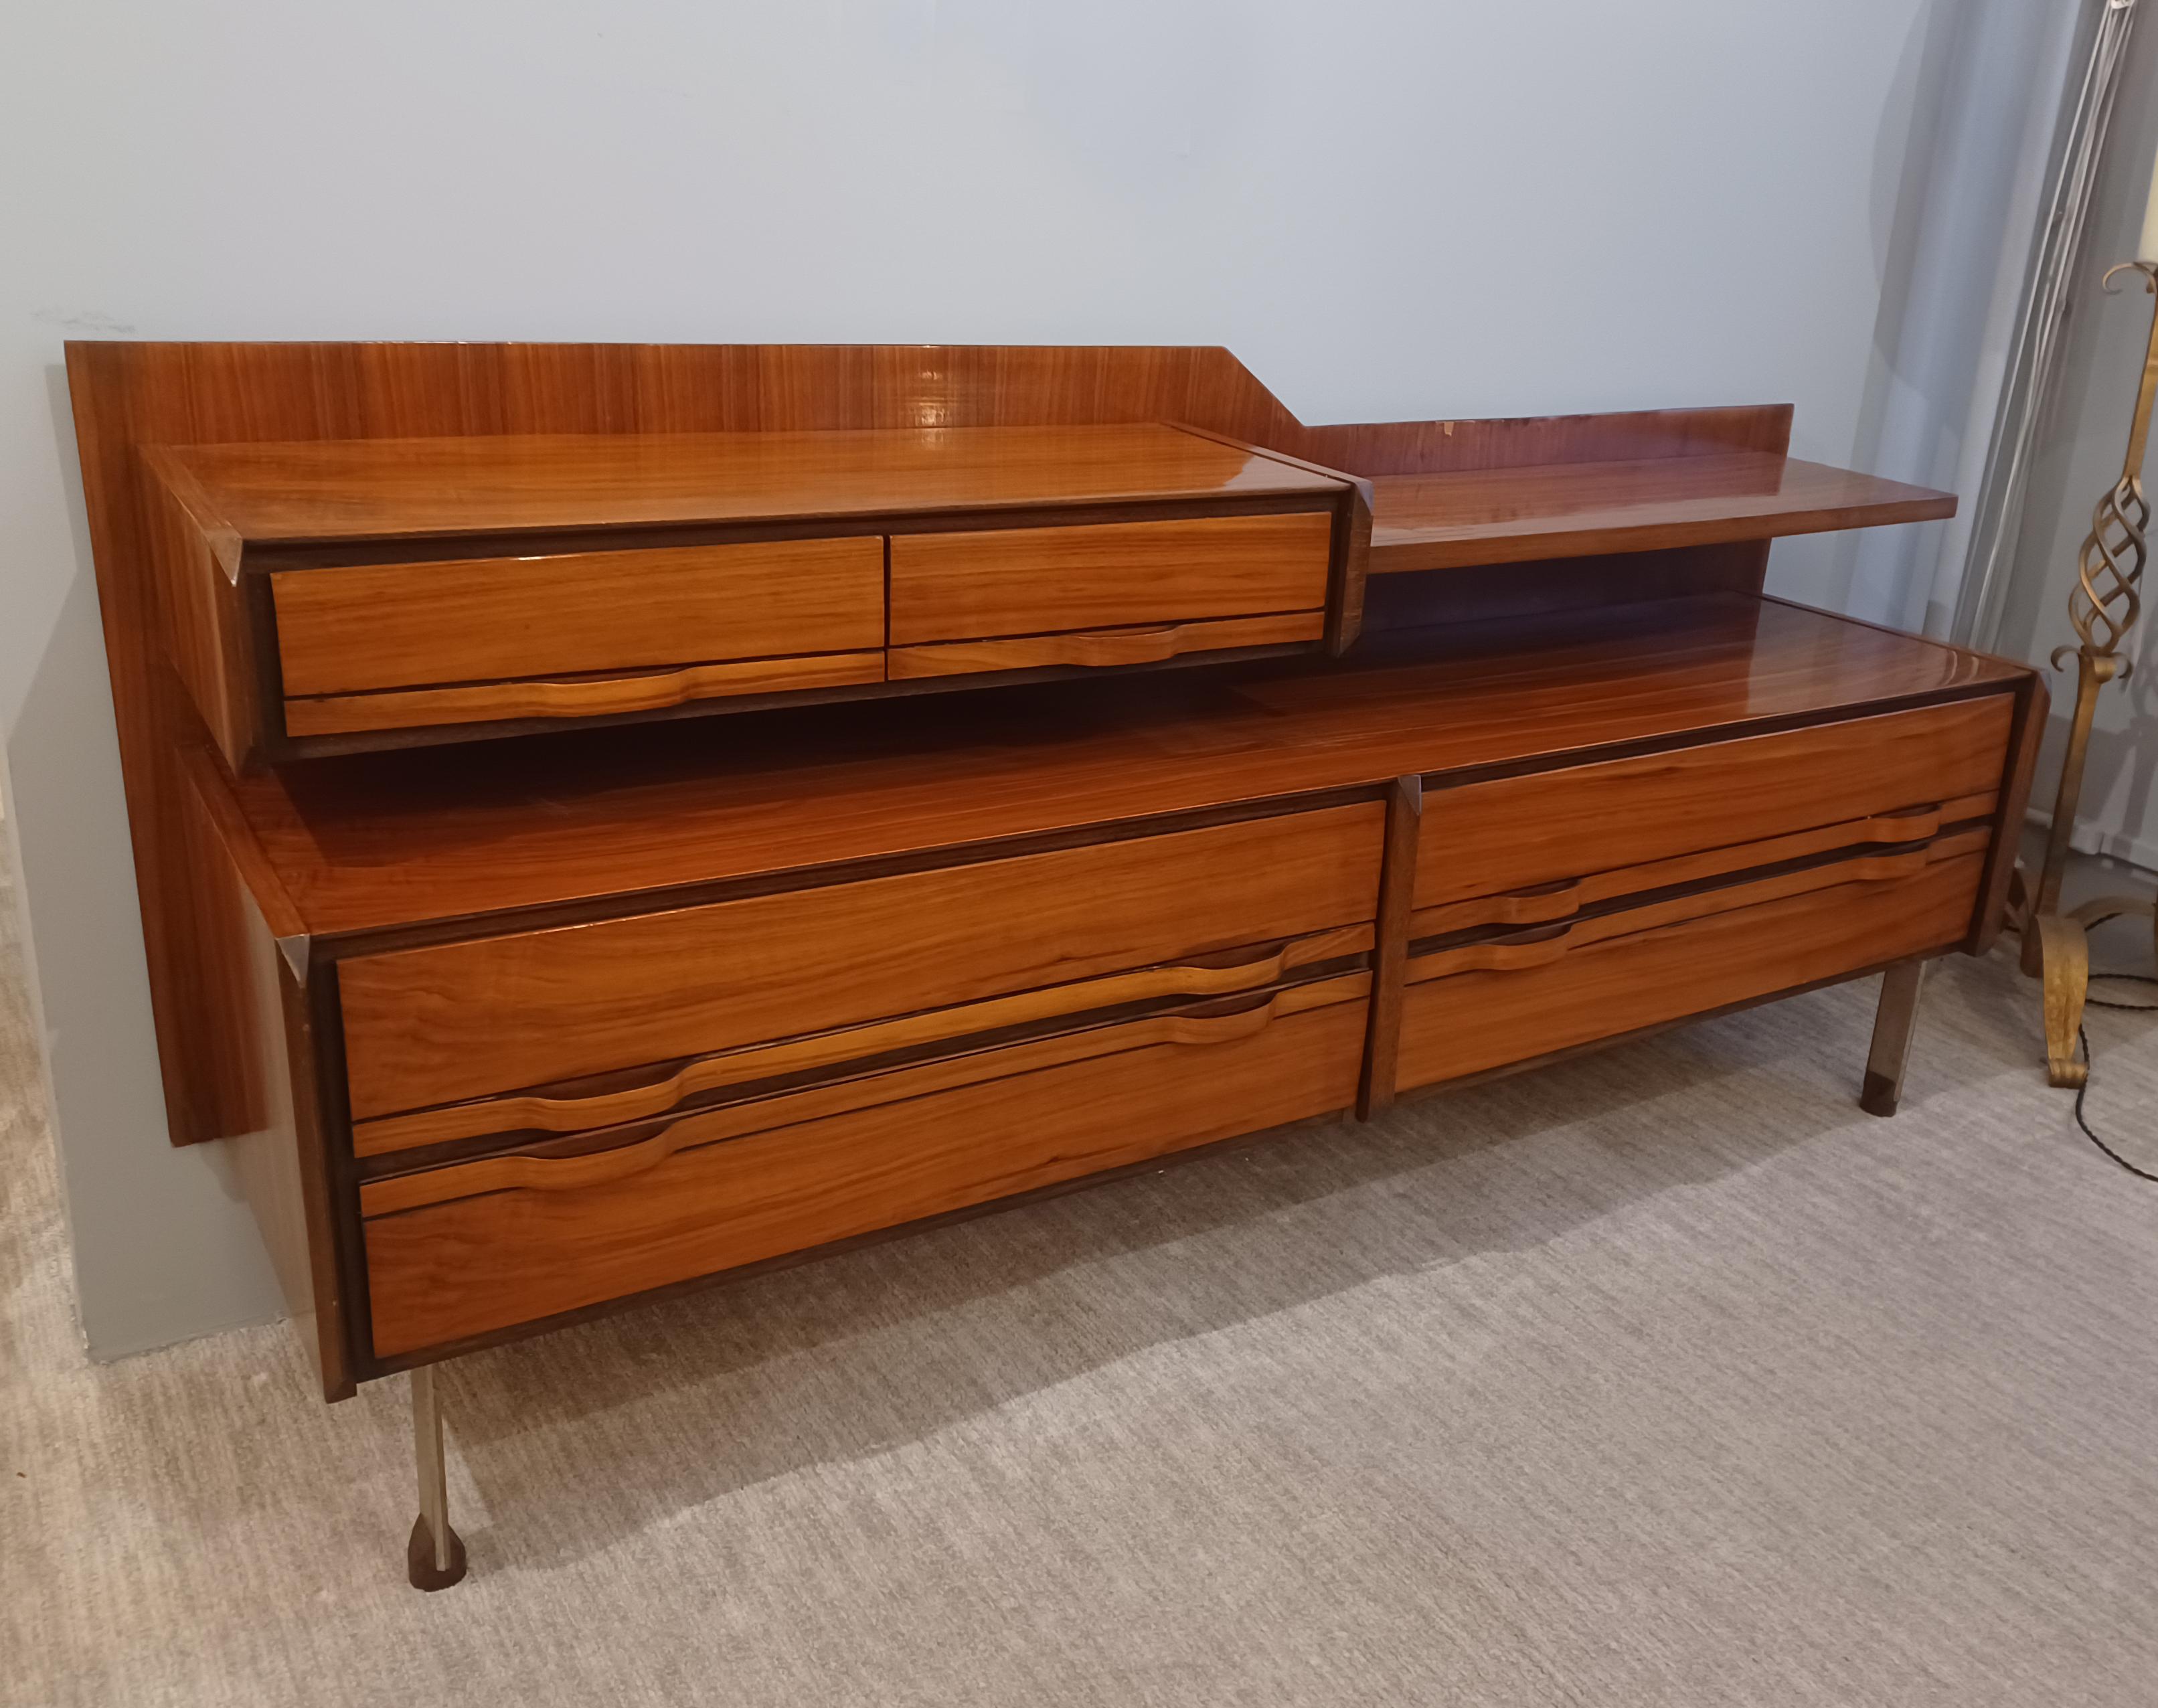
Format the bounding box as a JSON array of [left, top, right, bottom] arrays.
[[272, 537, 886, 697], [1416, 695, 2014, 911], [337, 801, 1386, 1122], [888, 511, 1334, 646]]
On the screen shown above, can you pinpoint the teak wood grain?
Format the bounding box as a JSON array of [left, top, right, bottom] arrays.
[[337, 802, 1384, 1119], [1406, 828, 1988, 977], [887, 511, 1333, 643], [271, 537, 886, 695], [1396, 851, 1984, 1093], [1407, 793, 1997, 938], [1366, 453, 1957, 574], [357, 972, 1372, 1219], [350, 922, 1373, 1156], [60, 341, 1957, 1148], [202, 596, 2026, 943], [363, 984, 1371, 1356], [153, 422, 1346, 549], [884, 612, 1324, 678], [282, 651, 888, 736], [1413, 695, 2015, 909]]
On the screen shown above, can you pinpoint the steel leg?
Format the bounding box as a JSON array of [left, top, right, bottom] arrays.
[[407, 1363, 468, 1590]]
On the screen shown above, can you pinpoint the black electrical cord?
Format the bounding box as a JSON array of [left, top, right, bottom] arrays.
[[2072, 971, 2158, 1180]]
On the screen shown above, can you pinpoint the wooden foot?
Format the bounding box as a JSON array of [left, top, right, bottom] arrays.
[[2035, 913, 2090, 1090], [1859, 960, 1928, 1117], [408, 1363, 468, 1590]]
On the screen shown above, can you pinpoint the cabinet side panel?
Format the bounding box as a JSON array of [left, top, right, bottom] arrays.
[[189, 782, 354, 1398], [143, 466, 260, 768]]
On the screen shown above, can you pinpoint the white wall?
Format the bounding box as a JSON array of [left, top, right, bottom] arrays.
[[1999, 5, 2158, 875], [2, 0, 1955, 1356]]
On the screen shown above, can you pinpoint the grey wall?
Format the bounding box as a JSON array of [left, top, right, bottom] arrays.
[[2, 0, 1966, 1356]]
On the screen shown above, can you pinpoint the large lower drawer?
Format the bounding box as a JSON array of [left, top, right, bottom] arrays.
[[1396, 844, 1983, 1094], [1416, 695, 2013, 910], [361, 975, 1370, 1355], [339, 802, 1385, 1122]]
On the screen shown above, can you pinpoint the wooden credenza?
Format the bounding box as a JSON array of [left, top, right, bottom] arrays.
[[66, 343, 2042, 1588]]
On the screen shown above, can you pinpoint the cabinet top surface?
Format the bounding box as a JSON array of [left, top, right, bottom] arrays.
[[204, 594, 2026, 940], [151, 422, 1345, 547]]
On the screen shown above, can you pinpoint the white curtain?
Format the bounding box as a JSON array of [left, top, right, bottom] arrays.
[[1839, 0, 2134, 639]]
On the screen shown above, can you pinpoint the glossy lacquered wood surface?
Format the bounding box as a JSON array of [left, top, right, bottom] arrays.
[[885, 613, 1324, 679], [337, 804, 1384, 1119], [281, 652, 890, 736], [157, 423, 1345, 552], [888, 511, 1333, 643], [363, 985, 1370, 1356], [272, 537, 885, 695], [205, 595, 2025, 940], [1396, 851, 1983, 1093], [58, 338, 1950, 1148], [351, 922, 1373, 1157], [1367, 454, 1957, 574], [1414, 696, 2015, 908]]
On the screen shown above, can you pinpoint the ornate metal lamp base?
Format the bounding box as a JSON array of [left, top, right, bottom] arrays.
[[2013, 260, 2158, 1087], [2017, 878, 2157, 1087]]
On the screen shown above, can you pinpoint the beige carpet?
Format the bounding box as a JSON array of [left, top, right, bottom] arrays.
[[6, 866, 2158, 1708]]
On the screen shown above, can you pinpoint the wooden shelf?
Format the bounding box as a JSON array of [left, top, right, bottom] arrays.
[[1367, 452, 1955, 574], [197, 593, 2019, 943]]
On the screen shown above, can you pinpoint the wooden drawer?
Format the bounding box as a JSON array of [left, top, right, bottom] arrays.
[[361, 975, 1371, 1356], [888, 511, 1334, 646], [888, 611, 1326, 680], [338, 802, 1386, 1123], [1416, 695, 2014, 910], [274, 537, 886, 732], [1396, 841, 1985, 1094]]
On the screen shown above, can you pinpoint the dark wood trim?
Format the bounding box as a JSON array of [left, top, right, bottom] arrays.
[[1357, 776, 1421, 1119], [1969, 669, 2050, 954], [282, 960, 357, 1401], [312, 958, 374, 1394]]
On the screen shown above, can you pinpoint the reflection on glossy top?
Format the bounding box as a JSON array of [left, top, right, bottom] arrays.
[[1370, 452, 1956, 572], [153, 422, 1345, 547], [212, 594, 2023, 937]]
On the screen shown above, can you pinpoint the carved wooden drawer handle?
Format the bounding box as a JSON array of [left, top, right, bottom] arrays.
[[1441, 927, 1578, 974], [1855, 806, 1944, 842], [1007, 623, 1229, 668], [361, 983, 1316, 1215], [352, 924, 1374, 1155], [1480, 879, 1584, 926], [284, 651, 886, 736]]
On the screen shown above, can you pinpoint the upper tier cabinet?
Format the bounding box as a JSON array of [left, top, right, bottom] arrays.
[[141, 422, 1370, 768]]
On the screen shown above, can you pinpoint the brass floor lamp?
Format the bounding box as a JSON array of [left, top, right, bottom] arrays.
[[2013, 259, 2158, 1087]]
